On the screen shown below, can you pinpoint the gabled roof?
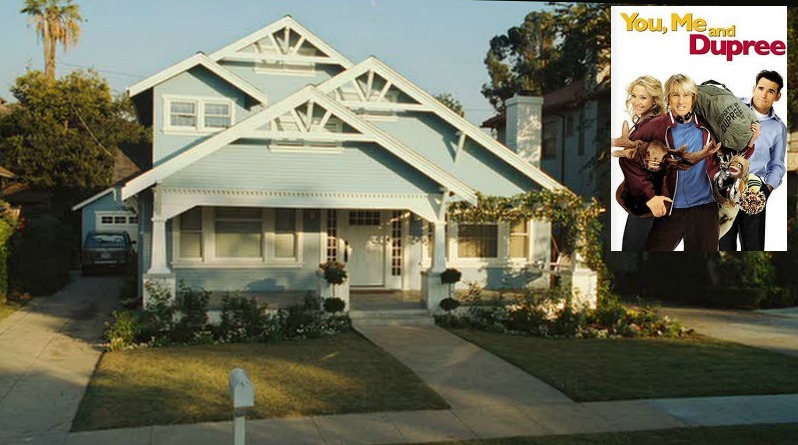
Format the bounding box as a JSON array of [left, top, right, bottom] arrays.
[[71, 187, 115, 212], [121, 86, 478, 203], [318, 57, 563, 191], [127, 53, 269, 103], [209, 15, 353, 69]]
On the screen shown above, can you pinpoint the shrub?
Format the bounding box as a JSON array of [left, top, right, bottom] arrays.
[[172, 281, 210, 343], [439, 297, 461, 313], [218, 293, 274, 342], [10, 214, 72, 296], [440, 268, 462, 284], [139, 279, 176, 341], [323, 297, 346, 314], [104, 310, 140, 351]]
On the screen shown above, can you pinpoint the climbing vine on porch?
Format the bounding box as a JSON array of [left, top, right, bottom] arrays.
[[448, 189, 611, 302]]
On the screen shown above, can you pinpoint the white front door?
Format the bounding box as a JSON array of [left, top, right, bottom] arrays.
[[341, 211, 385, 287]]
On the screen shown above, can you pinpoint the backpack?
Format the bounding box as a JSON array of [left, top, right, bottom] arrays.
[[694, 80, 757, 152]]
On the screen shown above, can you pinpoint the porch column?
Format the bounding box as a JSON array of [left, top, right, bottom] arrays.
[[432, 220, 446, 272], [148, 216, 170, 274], [423, 219, 449, 313]]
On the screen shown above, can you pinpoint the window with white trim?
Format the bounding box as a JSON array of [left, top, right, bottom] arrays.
[[509, 220, 529, 258], [274, 209, 297, 259], [457, 224, 498, 258], [179, 207, 203, 259], [215, 207, 262, 258], [164, 96, 234, 133]]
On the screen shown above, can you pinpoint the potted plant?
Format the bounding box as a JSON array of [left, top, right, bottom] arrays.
[[440, 267, 462, 299], [319, 260, 348, 298]]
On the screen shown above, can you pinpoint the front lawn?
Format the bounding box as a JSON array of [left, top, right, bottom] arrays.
[[449, 328, 798, 402], [400, 423, 798, 445], [71, 331, 448, 431]]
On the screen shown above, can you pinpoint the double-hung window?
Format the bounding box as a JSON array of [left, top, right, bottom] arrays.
[[165, 96, 234, 133], [179, 207, 203, 259], [457, 224, 498, 259], [509, 220, 530, 258], [274, 209, 296, 259], [215, 208, 262, 259]]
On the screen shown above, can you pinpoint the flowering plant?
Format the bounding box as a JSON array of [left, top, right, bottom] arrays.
[[739, 188, 766, 215], [319, 260, 347, 285]]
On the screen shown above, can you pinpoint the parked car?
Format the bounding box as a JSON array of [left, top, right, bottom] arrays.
[[81, 231, 135, 275]]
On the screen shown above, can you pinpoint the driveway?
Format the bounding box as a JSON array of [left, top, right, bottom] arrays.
[[0, 271, 123, 441], [658, 303, 798, 358]]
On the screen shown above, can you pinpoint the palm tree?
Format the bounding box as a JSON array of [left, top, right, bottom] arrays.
[[21, 0, 83, 81]]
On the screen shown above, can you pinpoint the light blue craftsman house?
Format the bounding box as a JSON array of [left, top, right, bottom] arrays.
[[73, 16, 596, 311]]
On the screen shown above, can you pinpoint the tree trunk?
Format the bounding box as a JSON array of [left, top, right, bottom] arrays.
[[45, 37, 56, 80]]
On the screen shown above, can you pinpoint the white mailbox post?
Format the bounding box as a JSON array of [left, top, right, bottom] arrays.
[[228, 368, 255, 445]]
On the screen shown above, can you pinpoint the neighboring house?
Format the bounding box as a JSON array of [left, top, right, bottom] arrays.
[[481, 78, 611, 260], [73, 16, 595, 310], [71, 143, 150, 249]]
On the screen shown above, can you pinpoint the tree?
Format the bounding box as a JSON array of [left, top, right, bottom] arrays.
[[21, 0, 84, 81], [434, 93, 465, 117], [482, 2, 610, 112], [0, 69, 149, 196]]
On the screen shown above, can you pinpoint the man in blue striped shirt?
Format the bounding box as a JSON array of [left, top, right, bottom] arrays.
[[719, 70, 786, 251]]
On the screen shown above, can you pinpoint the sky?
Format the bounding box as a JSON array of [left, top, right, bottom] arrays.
[[0, 0, 548, 128]]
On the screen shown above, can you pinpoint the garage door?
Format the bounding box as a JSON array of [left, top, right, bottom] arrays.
[[96, 212, 139, 250]]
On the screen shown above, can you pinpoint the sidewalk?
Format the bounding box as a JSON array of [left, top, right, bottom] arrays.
[[2, 281, 798, 444]]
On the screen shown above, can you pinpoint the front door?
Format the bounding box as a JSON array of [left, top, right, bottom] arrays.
[[341, 211, 385, 287]]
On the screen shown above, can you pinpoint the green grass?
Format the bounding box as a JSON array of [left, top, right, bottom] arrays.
[[399, 423, 798, 445], [448, 328, 798, 402], [71, 331, 448, 431]]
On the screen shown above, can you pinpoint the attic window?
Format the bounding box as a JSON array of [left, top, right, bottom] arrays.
[[164, 96, 235, 133]]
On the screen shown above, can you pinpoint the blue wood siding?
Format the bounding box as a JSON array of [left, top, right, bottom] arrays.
[[80, 189, 129, 244], [161, 142, 440, 194], [373, 114, 539, 196], [153, 67, 251, 164]]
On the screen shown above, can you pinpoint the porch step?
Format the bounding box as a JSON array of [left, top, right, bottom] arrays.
[[349, 309, 436, 327]]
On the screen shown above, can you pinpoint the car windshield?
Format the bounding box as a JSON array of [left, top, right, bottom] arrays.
[[85, 234, 128, 248]]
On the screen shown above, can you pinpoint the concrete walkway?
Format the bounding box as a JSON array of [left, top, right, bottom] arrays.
[[2, 276, 798, 444], [658, 303, 798, 358], [0, 271, 123, 442]]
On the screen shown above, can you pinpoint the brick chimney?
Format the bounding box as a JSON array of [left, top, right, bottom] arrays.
[[504, 94, 544, 167]]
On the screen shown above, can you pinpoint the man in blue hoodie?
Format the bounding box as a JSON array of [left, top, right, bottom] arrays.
[[719, 70, 787, 251]]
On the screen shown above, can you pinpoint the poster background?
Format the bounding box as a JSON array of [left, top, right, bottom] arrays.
[[610, 5, 788, 251]]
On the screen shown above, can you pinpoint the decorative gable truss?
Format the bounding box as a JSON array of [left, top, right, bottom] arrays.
[[319, 57, 564, 190], [328, 69, 430, 117], [121, 86, 478, 220], [210, 15, 353, 71], [257, 98, 369, 150]]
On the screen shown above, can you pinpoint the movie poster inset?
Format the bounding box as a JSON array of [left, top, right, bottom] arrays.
[[610, 6, 788, 252]]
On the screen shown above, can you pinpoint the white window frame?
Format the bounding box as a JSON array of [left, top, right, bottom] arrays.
[[174, 207, 204, 262], [171, 206, 304, 268], [163, 95, 235, 134], [429, 221, 534, 269], [95, 211, 138, 230]]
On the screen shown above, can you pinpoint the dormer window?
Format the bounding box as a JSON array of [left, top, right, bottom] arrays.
[[164, 95, 234, 133]]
